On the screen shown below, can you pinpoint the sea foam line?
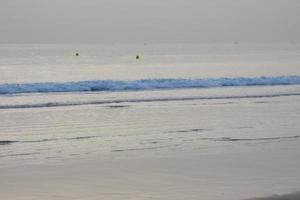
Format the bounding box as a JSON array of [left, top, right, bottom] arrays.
[[0, 76, 300, 95]]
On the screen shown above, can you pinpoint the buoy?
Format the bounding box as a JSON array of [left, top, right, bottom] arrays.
[[136, 55, 140, 59], [75, 53, 79, 57]]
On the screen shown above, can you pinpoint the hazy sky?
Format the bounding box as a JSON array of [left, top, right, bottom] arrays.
[[0, 0, 299, 43]]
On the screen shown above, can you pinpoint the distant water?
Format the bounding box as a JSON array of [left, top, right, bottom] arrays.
[[1, 43, 300, 84]]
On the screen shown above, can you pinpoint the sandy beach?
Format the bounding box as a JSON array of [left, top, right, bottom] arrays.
[[1, 91, 300, 200]]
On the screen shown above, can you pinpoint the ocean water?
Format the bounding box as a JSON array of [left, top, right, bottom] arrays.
[[0, 43, 300, 168], [1, 43, 300, 84]]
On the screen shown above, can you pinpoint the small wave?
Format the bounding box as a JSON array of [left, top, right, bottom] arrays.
[[0, 136, 100, 148], [1, 76, 300, 95], [0, 92, 299, 110], [106, 105, 130, 109], [0, 140, 17, 145], [0, 152, 40, 158], [203, 135, 300, 142], [112, 145, 172, 152], [166, 128, 213, 133]]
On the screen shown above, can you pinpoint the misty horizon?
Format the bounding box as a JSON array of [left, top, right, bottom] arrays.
[[0, 0, 299, 44]]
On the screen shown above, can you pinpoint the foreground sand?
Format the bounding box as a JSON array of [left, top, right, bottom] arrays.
[[1, 139, 300, 200], [0, 94, 300, 200]]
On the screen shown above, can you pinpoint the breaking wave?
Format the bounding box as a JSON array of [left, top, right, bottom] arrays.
[[0, 76, 300, 94], [0, 76, 300, 95]]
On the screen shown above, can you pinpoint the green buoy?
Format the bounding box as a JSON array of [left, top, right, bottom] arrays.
[[136, 55, 140, 60], [75, 53, 79, 57]]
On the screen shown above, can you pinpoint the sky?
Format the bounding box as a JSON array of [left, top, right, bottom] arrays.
[[0, 0, 299, 43]]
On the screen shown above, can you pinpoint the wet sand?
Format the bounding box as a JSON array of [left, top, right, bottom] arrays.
[[1, 138, 300, 200], [1, 94, 300, 200]]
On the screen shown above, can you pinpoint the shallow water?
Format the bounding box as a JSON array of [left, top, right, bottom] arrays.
[[0, 91, 299, 167]]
